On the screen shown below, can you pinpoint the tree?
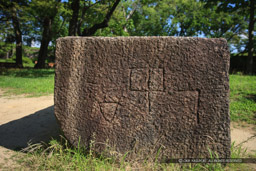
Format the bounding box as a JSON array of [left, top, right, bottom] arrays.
[[202, 0, 255, 74], [0, 4, 15, 59], [0, 35, 14, 59], [128, 0, 205, 36], [0, 0, 28, 67], [94, 0, 137, 36], [247, 0, 255, 74], [68, 0, 79, 36], [68, 0, 121, 36], [129, 0, 172, 36], [122, 0, 139, 33], [29, 0, 63, 68], [168, 0, 205, 36], [11, 3, 23, 67], [201, 4, 247, 54]]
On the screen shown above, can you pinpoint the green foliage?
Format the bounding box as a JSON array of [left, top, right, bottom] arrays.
[[23, 45, 39, 59], [71, 0, 127, 36], [28, 0, 69, 39], [129, 0, 171, 36], [50, 13, 69, 46], [95, 1, 132, 36], [29, 0, 60, 20], [201, 0, 249, 53], [168, 0, 205, 36], [0, 0, 254, 68], [127, 0, 206, 36], [0, 42, 14, 58], [21, 56, 33, 64], [0, 45, 38, 67], [0, 58, 15, 63], [27, 0, 69, 68]]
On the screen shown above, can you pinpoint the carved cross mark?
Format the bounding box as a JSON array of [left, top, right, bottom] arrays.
[[130, 68, 200, 125], [130, 68, 163, 91]]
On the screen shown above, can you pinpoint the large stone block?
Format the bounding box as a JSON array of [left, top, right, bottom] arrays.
[[54, 37, 230, 160]]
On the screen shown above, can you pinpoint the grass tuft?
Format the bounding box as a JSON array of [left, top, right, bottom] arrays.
[[16, 136, 255, 171]]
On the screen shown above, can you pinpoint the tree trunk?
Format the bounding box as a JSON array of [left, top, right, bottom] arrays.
[[34, 17, 52, 69], [11, 6, 23, 68], [68, 0, 80, 36], [246, 0, 255, 74]]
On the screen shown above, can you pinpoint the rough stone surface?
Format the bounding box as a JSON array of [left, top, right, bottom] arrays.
[[54, 37, 230, 160]]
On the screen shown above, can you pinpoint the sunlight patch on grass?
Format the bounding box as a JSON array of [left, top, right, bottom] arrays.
[[0, 68, 54, 97], [230, 74, 256, 125]]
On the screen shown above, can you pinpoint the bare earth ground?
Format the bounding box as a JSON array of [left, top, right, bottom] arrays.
[[0, 92, 255, 169]]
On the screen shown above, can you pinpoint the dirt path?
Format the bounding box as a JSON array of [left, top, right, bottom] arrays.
[[0, 94, 59, 169], [0, 93, 255, 169], [231, 123, 256, 154]]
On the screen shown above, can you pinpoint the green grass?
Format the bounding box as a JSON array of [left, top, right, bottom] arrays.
[[0, 68, 54, 96], [15, 137, 252, 171], [0, 56, 35, 68], [230, 74, 256, 125]]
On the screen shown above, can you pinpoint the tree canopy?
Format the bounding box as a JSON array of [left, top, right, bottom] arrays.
[[0, 0, 255, 73]]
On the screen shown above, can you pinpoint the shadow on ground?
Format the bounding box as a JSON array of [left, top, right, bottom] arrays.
[[0, 106, 60, 150], [245, 94, 256, 103], [0, 68, 55, 78]]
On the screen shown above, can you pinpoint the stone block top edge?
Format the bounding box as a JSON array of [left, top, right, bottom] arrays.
[[57, 36, 227, 43]]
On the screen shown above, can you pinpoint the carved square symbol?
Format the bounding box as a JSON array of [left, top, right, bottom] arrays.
[[130, 69, 148, 91], [149, 69, 163, 91]]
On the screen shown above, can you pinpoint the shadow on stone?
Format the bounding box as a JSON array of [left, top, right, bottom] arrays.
[[0, 106, 60, 150]]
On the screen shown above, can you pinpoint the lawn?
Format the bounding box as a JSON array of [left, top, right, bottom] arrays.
[[0, 68, 54, 96], [230, 74, 256, 125]]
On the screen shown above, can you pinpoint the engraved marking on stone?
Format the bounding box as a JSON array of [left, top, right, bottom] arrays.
[[149, 68, 163, 91], [130, 69, 149, 91], [99, 103, 118, 122], [163, 68, 166, 91], [196, 89, 200, 124], [182, 91, 199, 116], [130, 68, 200, 124]]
